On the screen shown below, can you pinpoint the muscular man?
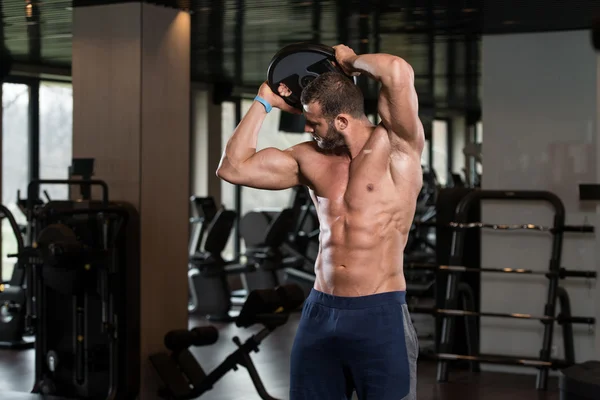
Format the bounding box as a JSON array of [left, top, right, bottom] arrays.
[[217, 45, 424, 400]]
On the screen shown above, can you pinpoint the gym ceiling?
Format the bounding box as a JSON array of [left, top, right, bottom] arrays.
[[1, 0, 598, 105]]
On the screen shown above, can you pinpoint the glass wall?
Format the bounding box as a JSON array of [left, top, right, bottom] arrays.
[[39, 82, 74, 200], [2, 83, 30, 279]]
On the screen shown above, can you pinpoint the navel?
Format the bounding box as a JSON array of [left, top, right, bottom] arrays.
[[367, 184, 374, 191]]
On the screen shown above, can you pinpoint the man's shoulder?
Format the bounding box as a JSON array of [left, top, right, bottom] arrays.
[[288, 141, 322, 189], [290, 140, 320, 160]]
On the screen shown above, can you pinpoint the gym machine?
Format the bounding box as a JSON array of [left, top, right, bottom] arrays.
[[188, 196, 218, 258], [404, 188, 599, 373], [14, 159, 141, 399], [151, 284, 305, 400], [557, 176, 600, 399], [0, 190, 53, 350], [404, 168, 438, 264], [403, 169, 439, 336], [188, 208, 238, 319], [286, 186, 319, 265], [281, 187, 319, 297], [558, 25, 600, 396], [188, 207, 304, 322], [0, 204, 34, 349], [429, 189, 596, 390], [238, 208, 303, 292]]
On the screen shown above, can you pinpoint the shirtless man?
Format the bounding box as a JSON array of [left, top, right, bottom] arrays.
[[217, 44, 424, 400]]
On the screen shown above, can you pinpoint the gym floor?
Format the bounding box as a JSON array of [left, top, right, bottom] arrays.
[[0, 312, 560, 400]]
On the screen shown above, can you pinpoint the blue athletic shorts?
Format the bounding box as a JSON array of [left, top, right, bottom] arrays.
[[289, 289, 418, 400]]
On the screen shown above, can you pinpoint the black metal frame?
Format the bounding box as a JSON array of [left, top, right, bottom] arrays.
[[155, 327, 279, 400], [436, 190, 596, 390], [151, 283, 303, 400], [28, 83, 40, 186]]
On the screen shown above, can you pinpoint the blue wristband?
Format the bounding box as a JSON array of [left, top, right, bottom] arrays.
[[254, 95, 273, 113]]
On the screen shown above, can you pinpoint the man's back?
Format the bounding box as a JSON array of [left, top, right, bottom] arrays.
[[295, 124, 423, 296]]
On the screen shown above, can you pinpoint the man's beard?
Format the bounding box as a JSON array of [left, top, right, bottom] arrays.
[[314, 122, 345, 150]]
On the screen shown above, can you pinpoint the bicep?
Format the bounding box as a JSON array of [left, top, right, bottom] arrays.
[[228, 147, 301, 190], [378, 61, 424, 149]]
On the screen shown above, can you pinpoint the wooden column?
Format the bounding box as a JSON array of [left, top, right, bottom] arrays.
[[72, 3, 190, 397]]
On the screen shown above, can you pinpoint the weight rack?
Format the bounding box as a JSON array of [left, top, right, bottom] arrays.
[[435, 190, 596, 390]]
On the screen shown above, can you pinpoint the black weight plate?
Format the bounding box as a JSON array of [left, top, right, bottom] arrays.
[[267, 43, 357, 110]]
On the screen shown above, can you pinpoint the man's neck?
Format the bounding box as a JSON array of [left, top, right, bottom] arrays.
[[342, 118, 376, 159]]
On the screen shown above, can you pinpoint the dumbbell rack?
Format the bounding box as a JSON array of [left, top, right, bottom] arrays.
[[435, 190, 596, 390]]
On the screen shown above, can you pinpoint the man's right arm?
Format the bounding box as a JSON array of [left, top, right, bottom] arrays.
[[216, 84, 303, 190]]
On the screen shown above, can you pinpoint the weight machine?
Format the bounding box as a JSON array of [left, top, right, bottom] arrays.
[[151, 284, 305, 400], [8, 158, 141, 399], [0, 205, 33, 349], [428, 189, 596, 390]]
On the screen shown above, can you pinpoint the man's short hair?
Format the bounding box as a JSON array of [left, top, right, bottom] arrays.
[[300, 72, 364, 120]]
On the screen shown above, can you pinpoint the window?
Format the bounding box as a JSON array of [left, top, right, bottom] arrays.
[[2, 83, 30, 280], [39, 82, 73, 200], [432, 120, 448, 185], [476, 121, 483, 144], [221, 101, 238, 261], [421, 140, 430, 170], [221, 101, 237, 209], [475, 120, 483, 176]]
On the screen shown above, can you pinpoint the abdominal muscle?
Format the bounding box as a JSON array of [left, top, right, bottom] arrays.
[[312, 206, 410, 297]]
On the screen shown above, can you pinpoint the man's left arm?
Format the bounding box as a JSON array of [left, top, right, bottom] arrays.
[[335, 46, 424, 150]]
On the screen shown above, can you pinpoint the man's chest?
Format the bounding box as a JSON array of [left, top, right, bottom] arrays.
[[299, 148, 395, 206]]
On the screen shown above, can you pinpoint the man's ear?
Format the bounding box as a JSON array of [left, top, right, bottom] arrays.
[[334, 114, 350, 131]]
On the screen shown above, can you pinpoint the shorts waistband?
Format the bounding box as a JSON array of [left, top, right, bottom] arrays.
[[306, 289, 406, 310]]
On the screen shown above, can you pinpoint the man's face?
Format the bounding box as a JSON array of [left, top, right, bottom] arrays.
[[302, 102, 346, 150]]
